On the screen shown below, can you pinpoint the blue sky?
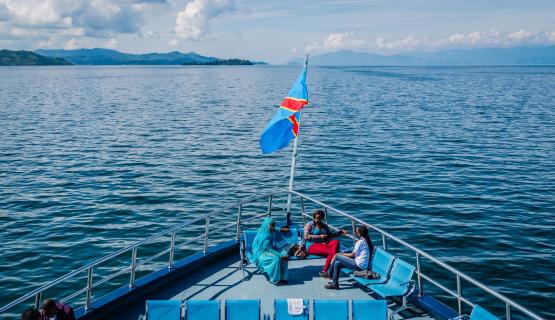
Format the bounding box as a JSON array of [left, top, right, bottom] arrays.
[[1, 0, 554, 63]]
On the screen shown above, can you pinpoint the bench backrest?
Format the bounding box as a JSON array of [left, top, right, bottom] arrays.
[[273, 227, 301, 251], [371, 248, 395, 278], [470, 305, 499, 320], [313, 300, 348, 320], [226, 299, 260, 320], [388, 258, 416, 287], [146, 300, 181, 320], [186, 300, 220, 320], [352, 300, 387, 320], [274, 299, 309, 320], [244, 230, 258, 256]]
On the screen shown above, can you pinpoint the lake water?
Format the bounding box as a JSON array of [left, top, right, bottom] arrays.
[[0, 65, 554, 319]]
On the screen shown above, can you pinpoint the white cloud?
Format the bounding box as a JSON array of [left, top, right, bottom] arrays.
[[374, 35, 423, 50], [0, 0, 70, 25], [507, 29, 535, 41], [38, 37, 57, 48], [306, 29, 555, 55], [324, 32, 365, 51], [305, 31, 365, 53], [0, 0, 153, 46], [61, 27, 85, 37], [175, 0, 236, 40], [168, 38, 178, 46], [106, 37, 118, 48], [64, 37, 90, 50]]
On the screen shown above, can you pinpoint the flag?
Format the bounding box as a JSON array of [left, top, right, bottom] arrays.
[[260, 66, 308, 154]]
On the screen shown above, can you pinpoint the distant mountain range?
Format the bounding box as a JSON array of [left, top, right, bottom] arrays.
[[0, 50, 72, 66], [35, 48, 264, 65], [290, 46, 555, 66]]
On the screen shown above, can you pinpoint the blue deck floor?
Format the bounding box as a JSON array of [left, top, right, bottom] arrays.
[[170, 256, 432, 320], [104, 251, 432, 320]]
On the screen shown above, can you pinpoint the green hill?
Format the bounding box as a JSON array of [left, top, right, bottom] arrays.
[[36, 48, 266, 65], [183, 58, 254, 65], [0, 50, 72, 66]]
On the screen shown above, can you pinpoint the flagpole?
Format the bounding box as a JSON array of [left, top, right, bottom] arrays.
[[286, 54, 308, 225]]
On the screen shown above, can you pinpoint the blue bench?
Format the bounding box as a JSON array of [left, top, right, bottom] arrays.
[[352, 300, 388, 320], [226, 299, 260, 320], [240, 226, 323, 280], [313, 300, 349, 320], [142, 299, 389, 320], [417, 295, 458, 320], [347, 248, 395, 286], [274, 299, 309, 320], [450, 304, 500, 320], [142, 300, 181, 320], [368, 258, 416, 319], [185, 300, 220, 320], [241, 227, 302, 263]]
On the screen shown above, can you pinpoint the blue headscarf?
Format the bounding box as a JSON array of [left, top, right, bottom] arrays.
[[252, 217, 274, 265]]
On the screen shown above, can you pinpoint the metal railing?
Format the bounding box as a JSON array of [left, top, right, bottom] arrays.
[[0, 190, 545, 320], [0, 191, 280, 317], [291, 190, 544, 320]]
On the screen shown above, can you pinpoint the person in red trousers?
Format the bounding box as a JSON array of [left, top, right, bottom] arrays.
[[303, 209, 348, 278]]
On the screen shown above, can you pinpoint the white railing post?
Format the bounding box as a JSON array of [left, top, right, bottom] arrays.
[[168, 231, 176, 269], [203, 217, 210, 254], [506, 302, 512, 320], [129, 247, 137, 288], [456, 274, 462, 315], [236, 205, 242, 241], [416, 252, 423, 296], [34, 292, 41, 310], [85, 267, 93, 311], [351, 219, 356, 246]]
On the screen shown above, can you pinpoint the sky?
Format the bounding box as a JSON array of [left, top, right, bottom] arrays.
[[1, 0, 555, 64]]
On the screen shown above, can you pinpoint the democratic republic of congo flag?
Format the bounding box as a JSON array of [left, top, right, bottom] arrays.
[[260, 66, 308, 154]]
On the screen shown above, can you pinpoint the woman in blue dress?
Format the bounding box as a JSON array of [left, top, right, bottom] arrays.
[[252, 217, 289, 285]]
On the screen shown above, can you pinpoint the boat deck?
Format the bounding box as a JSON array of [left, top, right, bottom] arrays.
[[113, 252, 432, 320]]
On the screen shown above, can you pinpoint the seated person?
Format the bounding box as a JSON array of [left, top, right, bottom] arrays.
[[21, 309, 41, 320], [41, 298, 75, 320], [303, 209, 348, 277], [252, 217, 290, 285], [325, 225, 373, 290]]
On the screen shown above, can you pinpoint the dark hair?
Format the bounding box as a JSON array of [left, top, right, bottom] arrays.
[[42, 299, 56, 311], [21, 308, 40, 320], [312, 209, 325, 219], [357, 225, 373, 250], [288, 244, 301, 256]]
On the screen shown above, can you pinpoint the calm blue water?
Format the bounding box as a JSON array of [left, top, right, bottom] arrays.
[[1, 66, 554, 319]]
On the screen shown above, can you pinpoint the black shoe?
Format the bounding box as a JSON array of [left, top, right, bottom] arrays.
[[320, 271, 331, 279], [325, 283, 339, 290], [281, 280, 289, 285]]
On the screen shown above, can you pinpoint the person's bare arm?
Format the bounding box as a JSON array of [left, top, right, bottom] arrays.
[[304, 223, 319, 240]]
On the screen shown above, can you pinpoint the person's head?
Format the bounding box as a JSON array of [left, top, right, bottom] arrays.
[[356, 225, 368, 238], [21, 308, 41, 320], [356, 225, 372, 247], [42, 299, 58, 317], [268, 221, 276, 232], [312, 209, 325, 224]]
